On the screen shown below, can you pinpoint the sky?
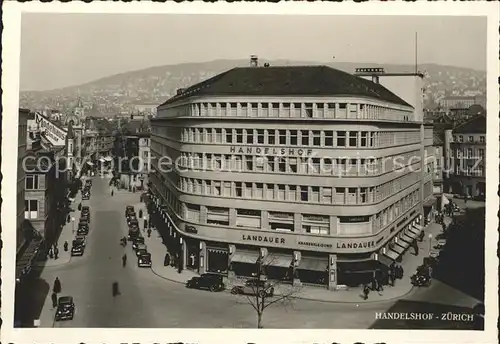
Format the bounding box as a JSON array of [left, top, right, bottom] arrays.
[[20, 14, 487, 91]]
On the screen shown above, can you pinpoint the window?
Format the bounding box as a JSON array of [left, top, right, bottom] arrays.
[[360, 132, 368, 147], [223, 181, 231, 196], [322, 187, 332, 203], [467, 148, 473, 158], [349, 131, 357, 147], [300, 186, 309, 201], [266, 184, 274, 199], [288, 185, 297, 201], [214, 181, 221, 196], [25, 199, 38, 219], [246, 130, 254, 144], [25, 175, 39, 190], [312, 131, 321, 146], [480, 136, 485, 143], [289, 157, 297, 173], [305, 103, 313, 117], [255, 157, 265, 172], [290, 130, 298, 145], [236, 129, 243, 143], [310, 186, 319, 202], [468, 136, 473, 143], [458, 135, 463, 143], [255, 183, 263, 198], [278, 158, 286, 173], [325, 131, 333, 146], [311, 158, 321, 174], [244, 182, 252, 198], [268, 130, 276, 144], [337, 131, 346, 146], [479, 148, 485, 158], [279, 130, 287, 145], [245, 156, 253, 171], [277, 185, 286, 200], [257, 129, 264, 144], [452, 135, 457, 142], [360, 188, 368, 203], [267, 157, 275, 172], [301, 130, 309, 146], [226, 129, 233, 143], [235, 182, 242, 197], [206, 129, 213, 143]]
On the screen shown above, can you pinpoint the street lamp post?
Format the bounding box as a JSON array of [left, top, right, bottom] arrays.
[[428, 233, 433, 256]]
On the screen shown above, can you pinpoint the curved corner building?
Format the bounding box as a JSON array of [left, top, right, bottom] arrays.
[[150, 62, 435, 289]]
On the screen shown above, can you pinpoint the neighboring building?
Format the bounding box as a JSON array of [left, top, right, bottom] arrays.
[[449, 114, 486, 198], [150, 60, 432, 289], [439, 96, 477, 110], [138, 134, 151, 176], [134, 102, 159, 116]]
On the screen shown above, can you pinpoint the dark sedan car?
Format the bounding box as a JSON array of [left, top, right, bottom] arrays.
[[71, 244, 85, 257], [81, 205, 90, 215], [125, 205, 135, 216], [55, 296, 75, 321], [132, 236, 145, 250], [186, 274, 225, 292], [137, 252, 152, 268]]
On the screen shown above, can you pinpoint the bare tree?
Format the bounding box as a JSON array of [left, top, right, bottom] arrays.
[[230, 256, 301, 328]]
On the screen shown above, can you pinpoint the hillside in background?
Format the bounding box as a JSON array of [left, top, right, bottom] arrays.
[[19, 59, 486, 115]]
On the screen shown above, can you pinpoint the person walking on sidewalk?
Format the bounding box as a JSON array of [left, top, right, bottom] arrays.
[[53, 277, 62, 294], [147, 228, 152, 238], [51, 292, 58, 308], [122, 253, 127, 267], [363, 285, 370, 300], [54, 246, 59, 260], [64, 241, 69, 252], [111, 189, 114, 197]]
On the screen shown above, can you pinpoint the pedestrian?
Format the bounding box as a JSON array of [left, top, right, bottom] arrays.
[[64, 241, 69, 252], [139, 209, 143, 219], [54, 246, 59, 259], [49, 247, 54, 259], [164, 253, 170, 267], [111, 189, 114, 197], [112, 282, 120, 297], [66, 214, 70, 223], [122, 253, 127, 267], [147, 228, 152, 238], [51, 292, 58, 308], [53, 277, 62, 294], [363, 285, 370, 300], [78, 203, 82, 211], [144, 219, 148, 229]]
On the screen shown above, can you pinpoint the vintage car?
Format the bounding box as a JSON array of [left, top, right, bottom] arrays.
[[71, 244, 85, 257], [135, 244, 148, 257], [125, 205, 135, 217], [55, 296, 75, 321], [186, 274, 225, 292], [73, 235, 86, 248], [132, 236, 145, 250], [137, 252, 152, 268], [230, 279, 274, 297]]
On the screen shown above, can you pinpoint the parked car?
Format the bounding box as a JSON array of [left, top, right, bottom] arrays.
[[55, 296, 75, 321], [82, 192, 90, 201], [137, 252, 152, 267], [128, 226, 140, 240], [135, 244, 147, 256], [81, 206, 90, 217], [132, 236, 145, 250], [186, 273, 225, 292], [77, 222, 89, 235], [128, 218, 139, 228], [73, 235, 86, 247], [80, 213, 91, 223], [231, 279, 274, 297], [125, 205, 135, 217], [71, 244, 85, 256]]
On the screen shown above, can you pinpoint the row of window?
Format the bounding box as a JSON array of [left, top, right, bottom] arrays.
[[152, 173, 421, 237], [453, 148, 485, 158], [172, 151, 421, 176], [175, 170, 420, 205], [153, 127, 421, 149], [452, 135, 485, 143], [166, 102, 414, 122]]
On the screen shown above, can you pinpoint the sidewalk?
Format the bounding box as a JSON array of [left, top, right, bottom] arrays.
[[139, 197, 451, 303], [36, 192, 83, 268]]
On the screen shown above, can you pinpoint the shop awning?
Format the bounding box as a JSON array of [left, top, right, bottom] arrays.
[[384, 249, 399, 261], [401, 233, 414, 244], [409, 225, 423, 237], [263, 254, 293, 268], [297, 257, 328, 272], [377, 255, 394, 267], [105, 156, 113, 162], [391, 243, 406, 255], [339, 260, 381, 273], [231, 250, 259, 264], [16, 238, 42, 280]]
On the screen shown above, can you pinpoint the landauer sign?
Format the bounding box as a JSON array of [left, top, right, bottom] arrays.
[[35, 112, 67, 146], [230, 146, 313, 156]]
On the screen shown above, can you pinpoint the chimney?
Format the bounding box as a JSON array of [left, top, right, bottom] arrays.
[[250, 55, 258, 67]]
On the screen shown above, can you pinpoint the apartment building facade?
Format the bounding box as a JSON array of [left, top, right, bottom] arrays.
[[150, 62, 433, 289]]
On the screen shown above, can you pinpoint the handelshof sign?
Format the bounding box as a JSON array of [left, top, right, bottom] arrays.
[[230, 146, 313, 156], [35, 113, 67, 146]]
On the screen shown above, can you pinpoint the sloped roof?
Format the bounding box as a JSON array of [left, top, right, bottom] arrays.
[[453, 114, 486, 134], [160, 66, 412, 107]]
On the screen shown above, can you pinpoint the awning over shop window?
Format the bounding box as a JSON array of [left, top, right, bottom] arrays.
[[391, 243, 406, 255], [339, 260, 381, 274], [297, 257, 328, 272], [231, 250, 259, 264], [409, 224, 423, 237], [401, 233, 414, 244], [263, 254, 293, 268], [377, 255, 394, 267], [384, 249, 399, 261]]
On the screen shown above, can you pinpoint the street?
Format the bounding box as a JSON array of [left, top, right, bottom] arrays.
[[26, 177, 481, 329]]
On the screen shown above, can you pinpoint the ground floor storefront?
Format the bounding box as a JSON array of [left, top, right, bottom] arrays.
[[450, 177, 486, 198], [147, 189, 424, 290]]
